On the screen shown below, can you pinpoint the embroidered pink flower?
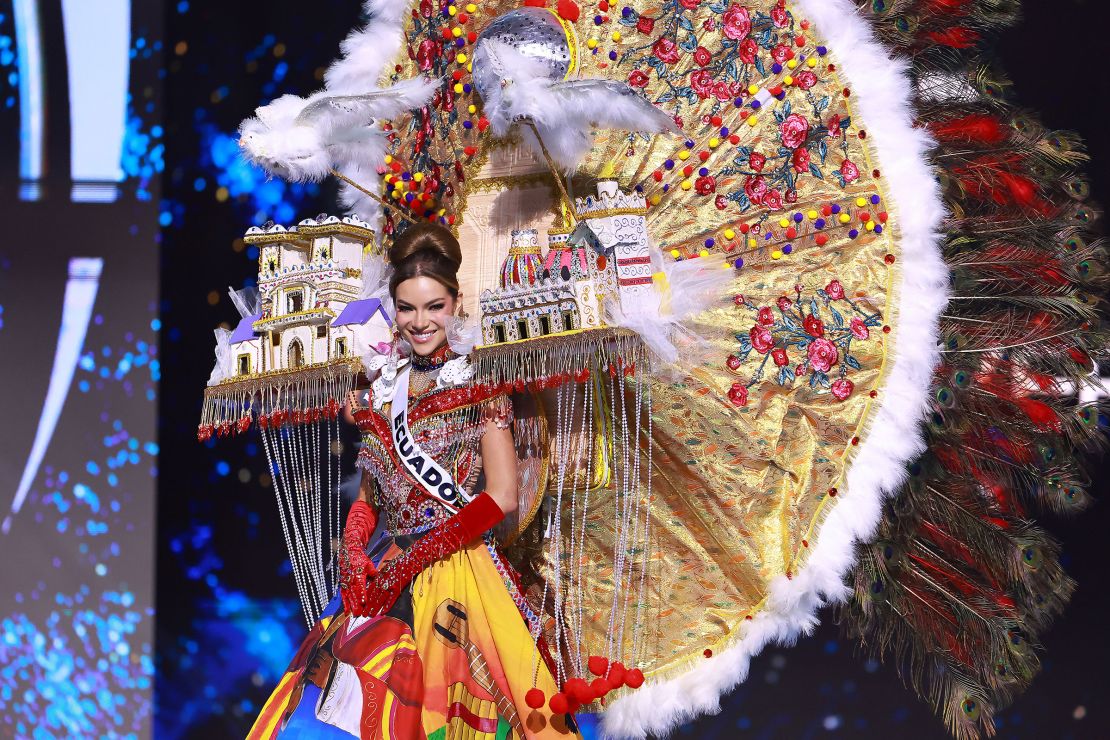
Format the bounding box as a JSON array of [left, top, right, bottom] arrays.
[[777, 296, 793, 311], [850, 317, 870, 340], [695, 175, 716, 195], [744, 174, 768, 203], [416, 38, 439, 71], [703, 18, 717, 30], [628, 69, 650, 88], [825, 279, 845, 300], [771, 43, 790, 64], [772, 348, 790, 367], [794, 70, 818, 90], [792, 147, 810, 173], [636, 15, 655, 34], [804, 314, 825, 337], [770, 2, 789, 27], [726, 354, 742, 370], [678, 0, 700, 9], [690, 69, 715, 98], [840, 159, 860, 182], [721, 4, 751, 40], [733, 293, 746, 306], [694, 46, 712, 66], [826, 114, 842, 135], [780, 113, 810, 149], [795, 364, 807, 376], [807, 338, 839, 372], [750, 325, 774, 354], [714, 194, 728, 210], [749, 151, 767, 172], [652, 37, 680, 64], [712, 81, 736, 101], [757, 306, 775, 326], [738, 37, 759, 64], [729, 382, 749, 407], [830, 378, 855, 401], [785, 188, 798, 203], [763, 188, 783, 210]]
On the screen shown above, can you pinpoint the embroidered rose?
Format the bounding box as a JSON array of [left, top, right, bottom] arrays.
[[694, 46, 712, 66], [726, 354, 742, 370], [772, 348, 790, 367], [678, 0, 700, 9], [804, 314, 825, 337], [690, 69, 715, 98], [757, 306, 775, 326], [695, 175, 716, 195], [830, 377, 854, 401], [777, 296, 792, 311], [825, 279, 845, 299], [794, 70, 818, 90], [738, 37, 759, 65], [721, 4, 751, 40], [795, 364, 807, 376], [807, 337, 838, 372], [652, 37, 680, 64], [792, 147, 810, 173], [714, 194, 728, 210], [628, 69, 650, 88], [750, 325, 774, 354], [771, 43, 790, 64], [703, 18, 717, 30], [733, 293, 746, 306], [712, 81, 738, 101], [763, 188, 783, 210], [416, 38, 439, 71], [770, 2, 789, 27], [827, 114, 842, 135], [850, 317, 870, 340], [636, 15, 655, 34], [780, 113, 810, 149], [840, 159, 860, 183], [744, 175, 768, 203], [785, 188, 798, 203], [749, 151, 767, 172], [729, 382, 749, 407]]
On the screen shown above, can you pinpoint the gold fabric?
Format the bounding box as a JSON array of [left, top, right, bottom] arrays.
[[384, 0, 903, 684]]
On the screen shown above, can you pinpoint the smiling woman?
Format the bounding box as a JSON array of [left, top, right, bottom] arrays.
[[388, 223, 464, 356]]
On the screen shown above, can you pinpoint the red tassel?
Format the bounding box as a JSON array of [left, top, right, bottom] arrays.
[[930, 114, 1007, 145], [925, 27, 981, 49]]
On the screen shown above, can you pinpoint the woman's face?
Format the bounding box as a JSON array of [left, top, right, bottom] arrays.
[[393, 276, 459, 356]]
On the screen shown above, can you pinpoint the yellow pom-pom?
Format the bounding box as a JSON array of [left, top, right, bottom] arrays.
[[448, 5, 457, 15], [783, 75, 794, 86], [612, 30, 621, 42], [681, 179, 693, 190], [748, 238, 758, 248], [670, 248, 680, 258], [747, 115, 759, 127], [724, 228, 736, 240], [384, 155, 393, 164], [467, 62, 472, 72], [699, 249, 709, 258], [678, 150, 690, 161], [650, 194, 662, 205], [806, 57, 817, 68], [391, 190, 402, 200], [452, 26, 462, 37], [839, 213, 851, 224], [465, 2, 477, 11], [778, 217, 790, 228], [468, 104, 477, 114], [771, 249, 783, 260], [413, 172, 424, 182], [787, 59, 798, 70], [457, 53, 467, 64], [855, 197, 867, 207], [866, 220, 876, 231], [587, 38, 598, 49], [807, 210, 819, 220], [453, 82, 463, 93], [747, 84, 758, 95], [438, 208, 446, 216], [709, 137, 720, 148]]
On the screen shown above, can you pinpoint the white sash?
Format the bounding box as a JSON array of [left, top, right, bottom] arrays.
[[390, 365, 472, 514]]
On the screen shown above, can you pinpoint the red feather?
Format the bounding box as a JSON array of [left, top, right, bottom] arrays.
[[926, 27, 981, 48], [1012, 397, 1062, 431], [930, 114, 1007, 144]]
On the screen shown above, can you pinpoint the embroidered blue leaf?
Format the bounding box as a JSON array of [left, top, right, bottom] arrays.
[[810, 298, 819, 317], [737, 335, 752, 352], [678, 14, 694, 31], [783, 366, 796, 385], [809, 163, 823, 180], [777, 366, 788, 386], [809, 370, 819, 388], [656, 91, 676, 104], [754, 56, 766, 76], [818, 138, 828, 164], [831, 306, 844, 328], [845, 355, 862, 370], [708, 1, 729, 12], [619, 14, 640, 27], [815, 95, 829, 112], [679, 33, 698, 52]]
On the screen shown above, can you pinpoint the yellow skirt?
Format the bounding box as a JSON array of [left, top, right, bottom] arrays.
[[248, 535, 579, 740]]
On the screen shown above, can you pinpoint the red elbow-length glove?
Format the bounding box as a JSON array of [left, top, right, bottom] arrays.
[[339, 499, 378, 616], [361, 492, 505, 617]]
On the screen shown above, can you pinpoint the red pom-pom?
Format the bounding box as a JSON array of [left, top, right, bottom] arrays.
[[557, 0, 581, 22], [549, 692, 569, 714], [606, 662, 626, 688], [565, 677, 592, 704], [587, 655, 609, 676], [523, 0, 547, 6], [625, 668, 645, 689], [525, 688, 546, 709], [591, 678, 609, 698]]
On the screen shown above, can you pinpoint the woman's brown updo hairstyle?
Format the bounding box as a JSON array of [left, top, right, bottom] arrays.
[[387, 222, 462, 298]]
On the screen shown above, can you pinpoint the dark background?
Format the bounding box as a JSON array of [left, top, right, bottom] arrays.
[[155, 1, 1110, 738]]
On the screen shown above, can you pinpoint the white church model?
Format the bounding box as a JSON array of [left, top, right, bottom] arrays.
[[478, 180, 659, 346], [229, 215, 392, 378]]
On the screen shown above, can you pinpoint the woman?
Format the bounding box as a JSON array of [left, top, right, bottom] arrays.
[[248, 223, 577, 739]]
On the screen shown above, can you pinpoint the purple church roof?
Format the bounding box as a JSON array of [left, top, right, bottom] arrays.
[[332, 298, 391, 328], [230, 313, 262, 344]]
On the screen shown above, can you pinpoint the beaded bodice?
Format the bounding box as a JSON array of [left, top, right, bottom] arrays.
[[353, 362, 508, 535]]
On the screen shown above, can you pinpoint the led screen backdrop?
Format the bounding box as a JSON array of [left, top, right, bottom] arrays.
[[0, 1, 162, 737]]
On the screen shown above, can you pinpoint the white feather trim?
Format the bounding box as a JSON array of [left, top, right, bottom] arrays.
[[324, 0, 408, 94], [600, 1, 949, 736]]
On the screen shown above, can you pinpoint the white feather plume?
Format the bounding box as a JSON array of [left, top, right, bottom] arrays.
[[474, 39, 681, 171], [206, 328, 233, 387]]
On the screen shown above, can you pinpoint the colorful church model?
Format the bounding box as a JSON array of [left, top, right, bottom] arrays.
[[478, 180, 658, 346], [228, 215, 391, 378]]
